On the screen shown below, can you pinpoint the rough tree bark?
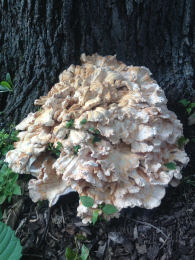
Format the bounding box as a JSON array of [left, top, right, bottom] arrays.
[[0, 0, 194, 126]]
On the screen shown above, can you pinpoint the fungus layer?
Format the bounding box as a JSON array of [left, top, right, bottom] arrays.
[[6, 54, 189, 223]]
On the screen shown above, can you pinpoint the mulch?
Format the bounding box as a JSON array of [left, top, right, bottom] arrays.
[[10, 174, 193, 260]]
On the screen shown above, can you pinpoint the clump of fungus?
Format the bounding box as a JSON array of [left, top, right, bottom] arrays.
[[6, 54, 189, 223]]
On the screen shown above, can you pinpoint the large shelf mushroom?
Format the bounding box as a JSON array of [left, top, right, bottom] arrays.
[[6, 54, 189, 223]]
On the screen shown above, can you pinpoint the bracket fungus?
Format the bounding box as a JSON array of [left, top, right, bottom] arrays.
[[6, 54, 189, 223]]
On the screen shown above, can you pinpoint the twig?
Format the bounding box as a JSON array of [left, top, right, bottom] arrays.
[[15, 217, 27, 235], [29, 208, 39, 222], [130, 218, 168, 239], [37, 207, 51, 246], [48, 232, 58, 241], [61, 206, 65, 225], [159, 235, 169, 249]]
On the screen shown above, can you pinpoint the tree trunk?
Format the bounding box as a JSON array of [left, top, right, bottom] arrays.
[[0, 0, 194, 126]]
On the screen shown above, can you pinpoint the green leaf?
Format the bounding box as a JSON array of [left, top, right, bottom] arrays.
[[65, 119, 74, 128], [80, 118, 87, 125], [92, 210, 99, 225], [0, 81, 12, 90], [0, 221, 22, 260], [47, 143, 53, 151], [80, 244, 89, 260], [102, 204, 118, 215], [75, 234, 86, 241], [89, 127, 95, 132], [2, 146, 11, 156], [47, 142, 62, 157], [56, 142, 62, 156], [89, 127, 100, 135], [189, 102, 195, 109], [0, 85, 11, 92], [73, 145, 81, 155], [0, 195, 6, 205], [178, 136, 189, 149], [0, 208, 2, 220], [56, 142, 62, 150], [164, 162, 176, 170], [0, 164, 9, 176], [65, 246, 77, 260], [186, 107, 192, 114], [80, 196, 94, 208], [94, 129, 100, 135], [179, 99, 190, 107], [12, 184, 21, 196], [9, 172, 18, 183], [92, 135, 101, 144], [8, 196, 12, 203], [0, 162, 21, 205], [6, 73, 13, 87]]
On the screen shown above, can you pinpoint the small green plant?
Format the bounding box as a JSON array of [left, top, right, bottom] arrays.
[[178, 99, 195, 145], [179, 99, 195, 116], [0, 128, 19, 157], [89, 127, 100, 135], [89, 128, 101, 144], [0, 127, 21, 207], [0, 221, 22, 259], [65, 245, 89, 260], [47, 142, 62, 157], [80, 118, 87, 125], [164, 162, 176, 170], [178, 136, 189, 149], [65, 234, 90, 260], [0, 73, 13, 93], [182, 175, 195, 187], [65, 119, 74, 128], [73, 145, 81, 155], [80, 196, 118, 225], [36, 106, 43, 112], [0, 163, 21, 204]]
